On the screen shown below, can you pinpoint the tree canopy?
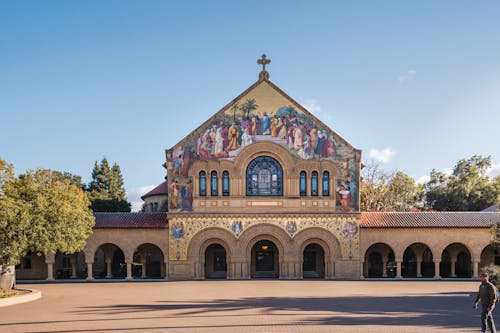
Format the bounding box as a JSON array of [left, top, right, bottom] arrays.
[[0, 161, 95, 274], [87, 157, 131, 212], [360, 161, 423, 211], [425, 155, 499, 211]]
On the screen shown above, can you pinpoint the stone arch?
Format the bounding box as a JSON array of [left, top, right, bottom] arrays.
[[401, 242, 434, 278], [294, 227, 341, 279], [363, 242, 396, 278], [480, 245, 498, 271], [187, 227, 236, 279], [440, 242, 472, 278], [239, 223, 290, 279], [132, 243, 166, 278], [91, 242, 126, 279]]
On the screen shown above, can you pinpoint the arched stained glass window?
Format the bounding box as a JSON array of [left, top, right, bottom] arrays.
[[211, 171, 218, 196], [199, 171, 206, 196], [322, 171, 330, 196], [222, 171, 230, 196], [300, 171, 307, 197], [246, 156, 283, 196], [311, 171, 318, 196]]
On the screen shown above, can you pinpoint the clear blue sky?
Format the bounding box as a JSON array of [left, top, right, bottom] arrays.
[[1, 1, 499, 210]]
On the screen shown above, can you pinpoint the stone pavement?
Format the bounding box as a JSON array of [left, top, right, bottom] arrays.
[[0, 280, 493, 332]]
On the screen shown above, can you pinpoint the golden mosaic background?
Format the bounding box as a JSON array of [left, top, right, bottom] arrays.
[[169, 216, 360, 261]]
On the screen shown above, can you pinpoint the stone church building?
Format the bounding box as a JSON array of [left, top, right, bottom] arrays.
[[16, 56, 500, 281]]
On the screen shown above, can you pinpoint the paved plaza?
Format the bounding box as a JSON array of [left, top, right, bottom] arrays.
[[0, 280, 494, 332]]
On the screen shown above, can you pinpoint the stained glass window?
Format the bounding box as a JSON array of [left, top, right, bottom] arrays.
[[246, 156, 283, 196], [211, 171, 218, 196], [322, 171, 330, 196], [300, 171, 307, 196], [222, 171, 230, 196], [199, 171, 206, 196], [311, 171, 318, 196]]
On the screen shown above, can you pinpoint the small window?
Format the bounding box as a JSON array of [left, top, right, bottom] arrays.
[[222, 171, 230, 196], [154, 202, 158, 212], [211, 171, 218, 196], [199, 171, 207, 196], [322, 171, 330, 196], [311, 171, 318, 196], [300, 171, 307, 196]]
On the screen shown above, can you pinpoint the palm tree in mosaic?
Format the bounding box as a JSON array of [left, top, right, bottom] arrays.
[[240, 98, 258, 119], [231, 102, 239, 122]]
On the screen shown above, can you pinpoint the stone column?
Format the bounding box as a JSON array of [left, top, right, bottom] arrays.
[[433, 259, 441, 279], [473, 259, 480, 278], [382, 255, 388, 278], [163, 260, 169, 280], [86, 262, 94, 280], [416, 259, 422, 278], [105, 258, 113, 278], [396, 259, 402, 279], [450, 258, 457, 278], [45, 252, 55, 281], [125, 261, 132, 280], [360, 261, 365, 279], [70, 255, 77, 279], [141, 256, 147, 278]]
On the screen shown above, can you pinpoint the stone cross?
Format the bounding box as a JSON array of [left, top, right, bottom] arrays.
[[257, 54, 271, 80]]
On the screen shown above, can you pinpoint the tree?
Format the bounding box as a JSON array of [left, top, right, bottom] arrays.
[[360, 161, 423, 211], [87, 158, 131, 212], [231, 102, 239, 122], [1, 164, 95, 291], [240, 98, 258, 119], [425, 155, 499, 211]]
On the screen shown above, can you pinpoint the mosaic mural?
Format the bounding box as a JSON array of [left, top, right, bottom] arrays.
[[166, 81, 360, 212], [169, 216, 361, 262]]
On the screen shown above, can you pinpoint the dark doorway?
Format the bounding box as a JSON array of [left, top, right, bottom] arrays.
[[303, 243, 325, 278], [205, 244, 227, 279], [252, 240, 279, 278]]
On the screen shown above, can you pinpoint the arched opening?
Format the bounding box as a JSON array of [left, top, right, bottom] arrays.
[[133, 243, 165, 279], [480, 245, 499, 273], [402, 248, 416, 277], [54, 251, 86, 279], [204, 244, 227, 279], [402, 243, 434, 278], [364, 243, 395, 278], [303, 243, 325, 278], [93, 243, 126, 279], [251, 240, 279, 278], [246, 156, 283, 196], [441, 243, 472, 278]]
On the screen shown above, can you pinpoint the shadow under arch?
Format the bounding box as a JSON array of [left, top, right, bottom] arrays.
[[363, 242, 396, 278], [132, 243, 166, 278], [294, 227, 342, 279], [187, 227, 236, 279], [440, 242, 473, 278], [402, 242, 434, 278], [239, 223, 290, 279]]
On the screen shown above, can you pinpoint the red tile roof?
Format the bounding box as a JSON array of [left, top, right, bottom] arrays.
[[141, 181, 168, 200], [94, 212, 167, 229], [360, 212, 500, 228]]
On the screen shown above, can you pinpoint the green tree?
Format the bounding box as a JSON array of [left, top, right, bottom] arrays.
[[425, 155, 499, 211], [360, 161, 422, 211], [1, 164, 95, 291], [87, 158, 131, 212], [240, 98, 258, 119]]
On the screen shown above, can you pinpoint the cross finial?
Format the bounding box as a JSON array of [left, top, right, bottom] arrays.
[[257, 54, 271, 80]]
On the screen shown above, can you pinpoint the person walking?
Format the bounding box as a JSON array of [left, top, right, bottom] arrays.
[[474, 272, 497, 333]]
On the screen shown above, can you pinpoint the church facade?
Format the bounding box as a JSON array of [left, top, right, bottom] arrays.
[[15, 56, 500, 281]]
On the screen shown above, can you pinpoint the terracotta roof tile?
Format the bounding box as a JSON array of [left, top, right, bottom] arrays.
[[141, 181, 168, 200], [94, 212, 167, 229], [360, 212, 500, 228]]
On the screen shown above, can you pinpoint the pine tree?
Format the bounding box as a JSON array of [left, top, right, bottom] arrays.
[[87, 158, 131, 212]]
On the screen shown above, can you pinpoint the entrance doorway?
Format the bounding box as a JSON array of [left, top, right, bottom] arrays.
[[205, 244, 227, 279], [303, 243, 325, 278], [251, 240, 279, 278]]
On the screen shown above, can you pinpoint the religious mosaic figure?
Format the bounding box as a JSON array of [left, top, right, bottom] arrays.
[[343, 221, 358, 241], [286, 221, 297, 236], [171, 222, 185, 239], [232, 221, 243, 237]]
